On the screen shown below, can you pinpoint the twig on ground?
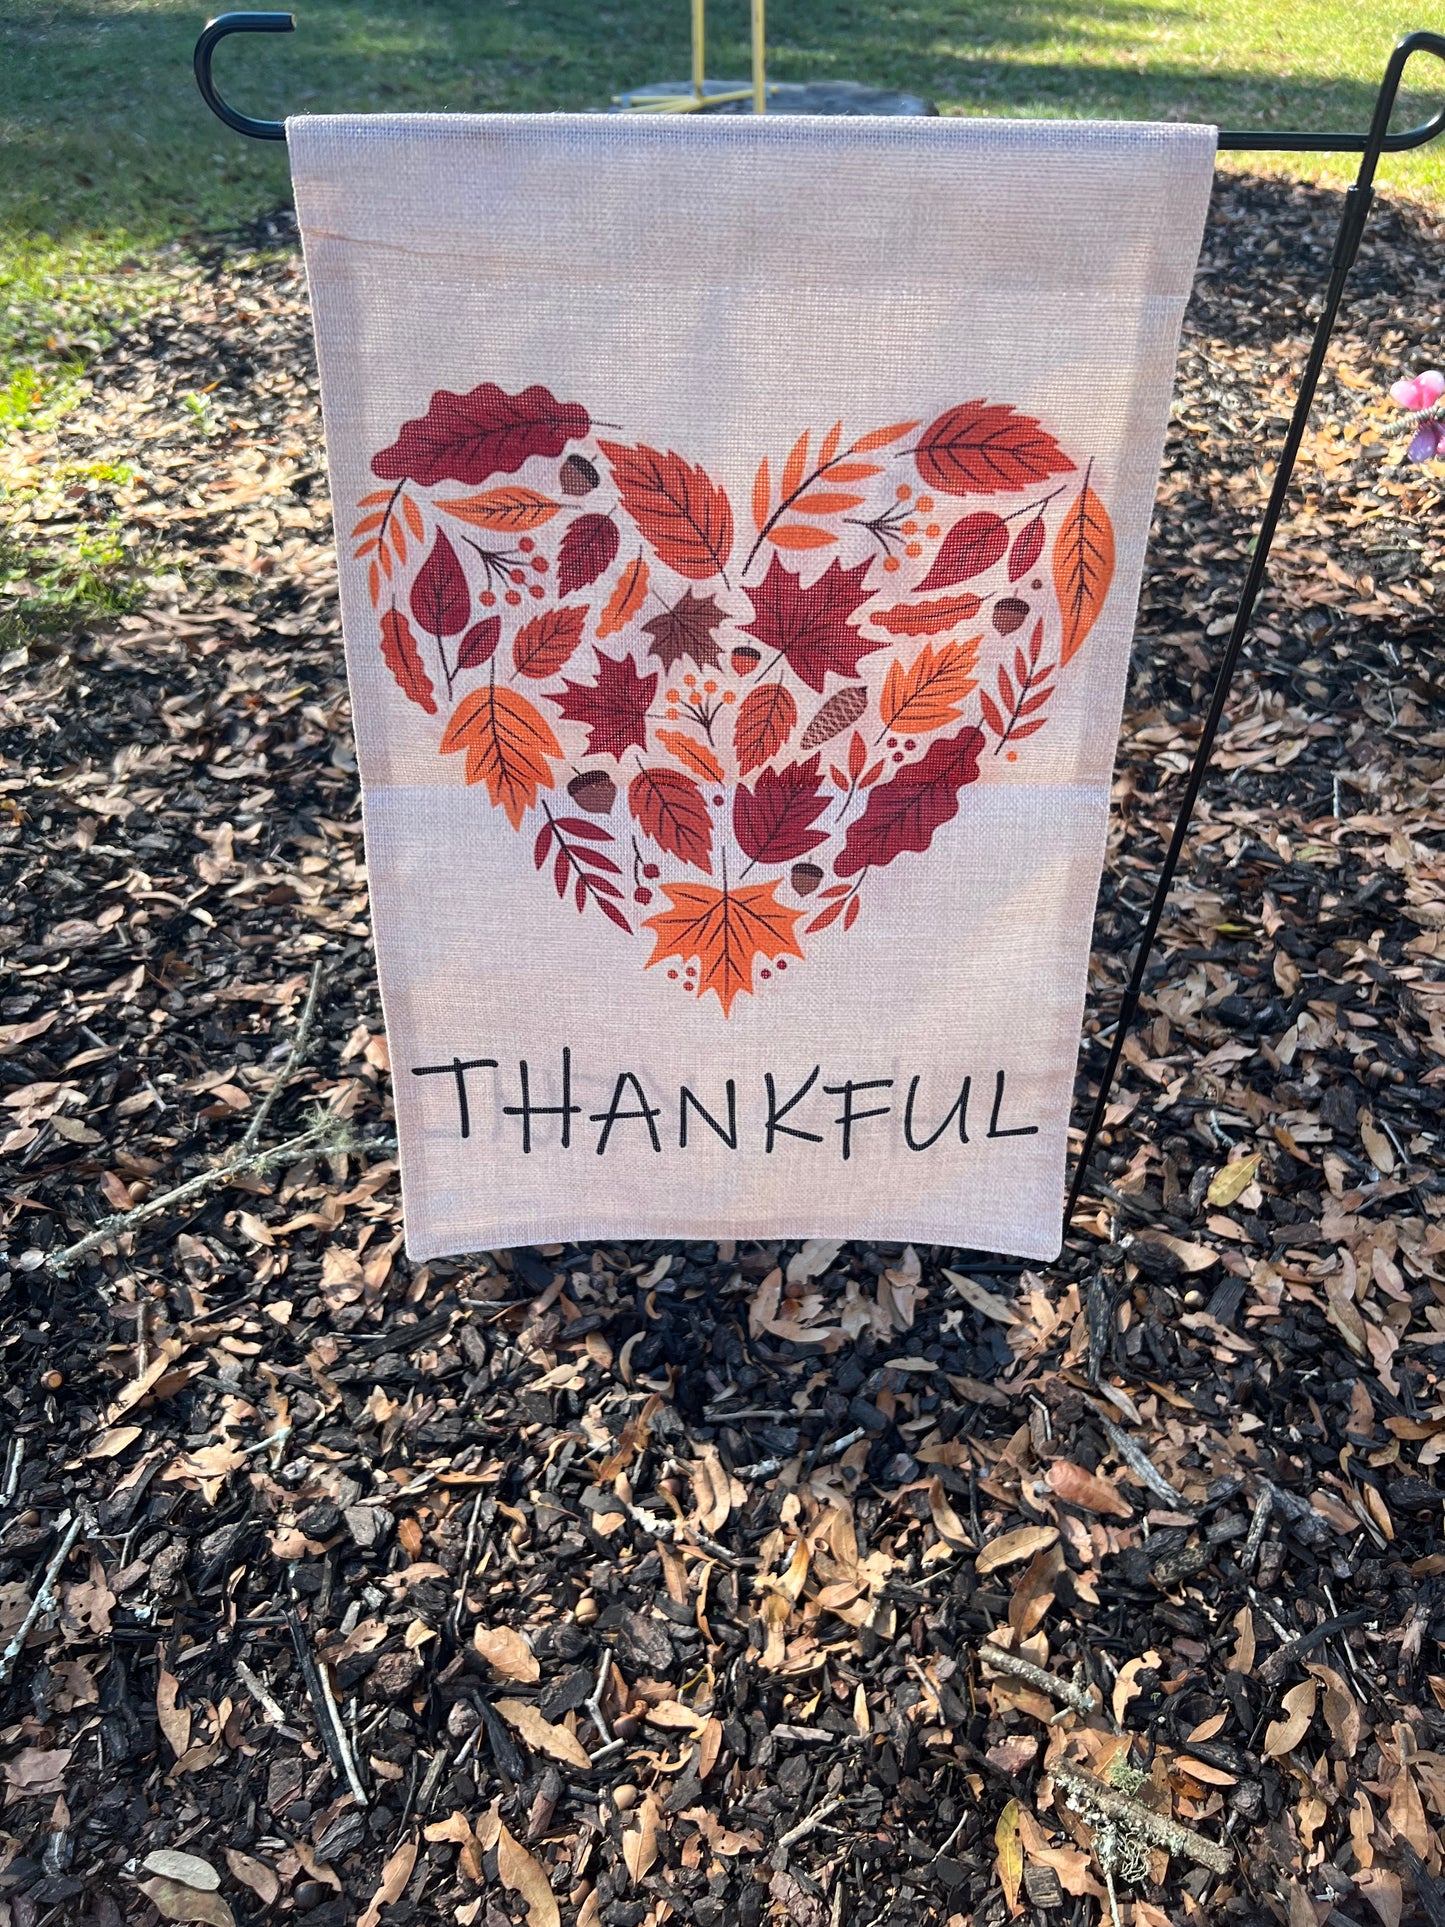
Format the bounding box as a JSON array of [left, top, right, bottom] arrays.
[[1241, 1485, 1274, 1572], [977, 1641, 1100, 1720], [586, 1651, 622, 1764], [286, 1602, 368, 1806], [1051, 1759, 1232, 1876], [1, 1438, 23, 1510], [777, 1796, 845, 1850], [450, 1489, 486, 1637], [0, 1514, 83, 1687], [239, 957, 325, 1153], [1091, 1407, 1189, 1510], [1255, 1608, 1374, 1690], [46, 1112, 358, 1274], [236, 1658, 292, 1730]]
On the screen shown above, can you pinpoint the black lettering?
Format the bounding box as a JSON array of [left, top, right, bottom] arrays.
[[680, 1079, 738, 1149], [764, 1067, 823, 1151], [986, 1069, 1039, 1139], [502, 1048, 581, 1152], [590, 1072, 662, 1155], [903, 1073, 970, 1150], [823, 1078, 893, 1161], [410, 1057, 498, 1139]]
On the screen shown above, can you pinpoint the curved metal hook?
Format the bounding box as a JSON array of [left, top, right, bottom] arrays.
[[194, 11, 293, 142]]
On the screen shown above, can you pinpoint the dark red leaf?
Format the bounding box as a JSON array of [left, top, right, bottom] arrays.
[[1008, 515, 1046, 581], [373, 382, 591, 487], [733, 755, 831, 867], [628, 768, 714, 873], [834, 728, 985, 876], [978, 689, 1005, 737], [915, 402, 1075, 496], [596, 895, 635, 934], [557, 514, 620, 596], [533, 821, 554, 870], [409, 530, 470, 638], [554, 846, 570, 899], [917, 512, 1008, 592], [742, 555, 882, 694], [549, 651, 657, 761], [552, 817, 615, 841], [457, 615, 501, 669]]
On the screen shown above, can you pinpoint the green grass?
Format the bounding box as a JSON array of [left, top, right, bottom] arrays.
[[3, 0, 1444, 631]]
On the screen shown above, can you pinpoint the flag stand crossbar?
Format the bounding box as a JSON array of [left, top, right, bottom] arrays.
[[193, 14, 1445, 1250]]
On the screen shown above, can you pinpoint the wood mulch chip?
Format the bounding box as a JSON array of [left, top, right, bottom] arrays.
[[2, 174, 1445, 1927]]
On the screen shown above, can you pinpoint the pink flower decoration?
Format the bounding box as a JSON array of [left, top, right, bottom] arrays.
[[1390, 369, 1445, 411]]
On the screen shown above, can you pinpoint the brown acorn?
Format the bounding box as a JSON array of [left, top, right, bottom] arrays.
[[567, 770, 616, 815], [730, 645, 761, 676], [992, 597, 1030, 636], [791, 862, 824, 896], [559, 454, 600, 497]]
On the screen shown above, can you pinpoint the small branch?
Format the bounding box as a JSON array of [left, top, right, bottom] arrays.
[[977, 1641, 1099, 1721], [0, 1515, 83, 1686], [778, 1795, 844, 1850], [586, 1650, 621, 1764], [236, 1658, 292, 1730], [1051, 1759, 1232, 1877], [1090, 1407, 1188, 1510], [240, 958, 325, 1153], [45, 1113, 357, 1275], [287, 1603, 368, 1807]]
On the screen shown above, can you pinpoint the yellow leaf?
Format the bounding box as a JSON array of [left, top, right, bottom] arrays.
[[994, 1799, 1024, 1915], [1207, 1153, 1261, 1207]]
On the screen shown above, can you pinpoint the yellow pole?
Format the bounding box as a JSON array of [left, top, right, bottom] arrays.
[[691, 0, 705, 101], [751, 0, 765, 112]]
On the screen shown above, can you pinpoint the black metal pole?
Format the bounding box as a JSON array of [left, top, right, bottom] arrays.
[[1064, 29, 1445, 1229]]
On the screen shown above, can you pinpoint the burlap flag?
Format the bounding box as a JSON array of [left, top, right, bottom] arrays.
[[288, 112, 1215, 1258]]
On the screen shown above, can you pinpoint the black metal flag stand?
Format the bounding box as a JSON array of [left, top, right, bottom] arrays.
[[193, 14, 1445, 1242]]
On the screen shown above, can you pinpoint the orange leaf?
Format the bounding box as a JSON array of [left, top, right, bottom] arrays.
[[439, 485, 561, 533], [643, 880, 805, 1017], [1054, 471, 1114, 665], [850, 419, 921, 453], [768, 524, 838, 550], [598, 442, 733, 581], [1045, 1460, 1133, 1518], [512, 605, 587, 680], [390, 515, 408, 566], [367, 560, 381, 606], [817, 420, 843, 466], [380, 610, 438, 715], [402, 494, 424, 540], [733, 680, 797, 776], [879, 637, 980, 735], [440, 683, 561, 827], [350, 510, 386, 537], [870, 594, 982, 636], [751, 458, 771, 534], [656, 728, 725, 785], [356, 488, 393, 509], [791, 490, 866, 516], [596, 555, 649, 639], [780, 429, 810, 501], [818, 461, 882, 483]]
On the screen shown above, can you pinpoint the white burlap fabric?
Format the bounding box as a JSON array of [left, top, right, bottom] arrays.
[[288, 112, 1214, 1259]]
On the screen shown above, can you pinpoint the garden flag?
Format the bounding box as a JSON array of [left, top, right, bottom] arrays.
[[289, 112, 1215, 1260]]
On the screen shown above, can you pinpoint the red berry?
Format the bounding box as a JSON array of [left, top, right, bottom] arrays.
[[519, 537, 535, 552], [505, 590, 521, 606], [634, 887, 653, 905], [529, 584, 545, 598], [481, 591, 496, 607], [643, 862, 661, 880], [509, 568, 526, 584], [530, 555, 547, 572], [904, 738, 916, 751]]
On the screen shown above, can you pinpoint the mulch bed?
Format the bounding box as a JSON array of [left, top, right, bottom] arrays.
[[2, 171, 1445, 1927]]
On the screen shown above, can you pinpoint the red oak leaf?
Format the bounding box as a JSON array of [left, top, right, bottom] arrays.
[[742, 555, 882, 693], [598, 443, 733, 581], [556, 513, 620, 596], [914, 403, 1075, 496], [409, 530, 470, 638], [733, 755, 830, 867], [628, 768, 713, 872], [834, 727, 985, 876], [550, 651, 657, 761], [372, 383, 591, 487]]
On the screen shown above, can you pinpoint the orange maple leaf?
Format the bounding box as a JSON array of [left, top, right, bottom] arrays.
[[642, 880, 805, 1017]]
